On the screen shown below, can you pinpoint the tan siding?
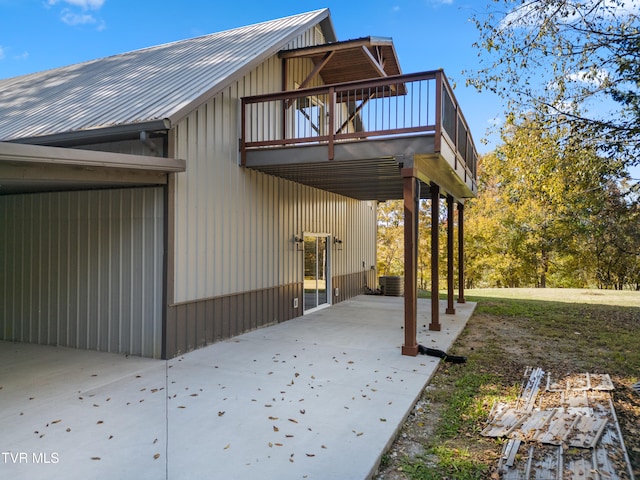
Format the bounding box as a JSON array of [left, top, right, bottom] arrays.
[[172, 26, 377, 306]]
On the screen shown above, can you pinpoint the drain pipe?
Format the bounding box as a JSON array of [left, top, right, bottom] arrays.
[[140, 131, 159, 155]]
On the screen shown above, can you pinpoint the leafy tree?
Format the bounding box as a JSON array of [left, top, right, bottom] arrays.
[[589, 179, 640, 289], [377, 200, 405, 277], [467, 0, 640, 167], [377, 198, 451, 290], [465, 113, 629, 288]]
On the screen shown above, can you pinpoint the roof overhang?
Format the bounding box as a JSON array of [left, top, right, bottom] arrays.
[[0, 141, 185, 195], [279, 36, 402, 86]]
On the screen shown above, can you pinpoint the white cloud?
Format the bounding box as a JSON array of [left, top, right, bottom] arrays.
[[567, 68, 610, 87], [48, 0, 105, 9], [501, 0, 640, 30], [60, 9, 97, 25], [47, 0, 106, 29], [488, 115, 504, 128]]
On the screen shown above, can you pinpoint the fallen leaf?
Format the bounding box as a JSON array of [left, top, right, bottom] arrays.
[[380, 418, 387, 422], [218, 411, 225, 416], [288, 418, 298, 424], [66, 428, 71, 432], [268, 416, 278, 420], [178, 406, 186, 409], [154, 453, 160, 460], [97, 420, 104, 424], [51, 419, 62, 424], [91, 457, 101, 461], [224, 444, 230, 450], [306, 453, 315, 457], [273, 426, 279, 432]]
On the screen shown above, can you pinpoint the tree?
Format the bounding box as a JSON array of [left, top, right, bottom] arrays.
[[376, 198, 450, 290], [377, 200, 405, 276], [465, 112, 629, 288], [468, 0, 640, 167]]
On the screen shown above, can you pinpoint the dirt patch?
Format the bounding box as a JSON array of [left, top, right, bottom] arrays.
[[375, 298, 640, 479]]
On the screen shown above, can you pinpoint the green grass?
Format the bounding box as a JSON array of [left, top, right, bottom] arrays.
[[430, 364, 500, 438], [400, 446, 488, 480], [387, 287, 640, 478], [465, 287, 640, 307], [466, 289, 640, 378]]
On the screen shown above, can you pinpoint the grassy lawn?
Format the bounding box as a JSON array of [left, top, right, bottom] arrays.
[[377, 288, 640, 479]]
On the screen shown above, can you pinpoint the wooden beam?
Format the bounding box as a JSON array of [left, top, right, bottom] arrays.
[[298, 51, 334, 90], [278, 37, 393, 58], [430, 183, 441, 331], [360, 45, 387, 78], [458, 202, 466, 304], [402, 175, 418, 356], [446, 195, 456, 314]]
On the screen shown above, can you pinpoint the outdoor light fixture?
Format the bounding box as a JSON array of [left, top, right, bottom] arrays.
[[293, 235, 304, 251], [333, 237, 343, 250]]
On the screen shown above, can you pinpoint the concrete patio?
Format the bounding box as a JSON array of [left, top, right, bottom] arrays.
[[0, 295, 475, 480]]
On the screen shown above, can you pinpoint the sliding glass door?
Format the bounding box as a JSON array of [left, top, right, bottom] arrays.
[[303, 234, 330, 312]]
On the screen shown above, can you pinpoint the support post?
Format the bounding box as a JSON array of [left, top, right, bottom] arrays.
[[446, 195, 456, 314], [457, 202, 466, 303], [430, 183, 441, 331], [402, 175, 418, 356]]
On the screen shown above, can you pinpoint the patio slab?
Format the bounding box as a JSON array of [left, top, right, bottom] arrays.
[[0, 295, 475, 479]]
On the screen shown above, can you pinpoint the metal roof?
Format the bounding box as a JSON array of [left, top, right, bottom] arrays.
[[0, 9, 333, 143]]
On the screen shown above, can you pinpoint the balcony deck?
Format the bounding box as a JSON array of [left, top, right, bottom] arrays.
[[241, 70, 478, 202]]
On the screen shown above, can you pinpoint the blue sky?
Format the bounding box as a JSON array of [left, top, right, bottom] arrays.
[[0, 0, 503, 153]]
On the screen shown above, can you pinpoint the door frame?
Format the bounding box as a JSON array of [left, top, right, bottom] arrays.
[[302, 232, 332, 314]]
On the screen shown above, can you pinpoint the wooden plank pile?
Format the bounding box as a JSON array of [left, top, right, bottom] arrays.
[[482, 368, 635, 479]]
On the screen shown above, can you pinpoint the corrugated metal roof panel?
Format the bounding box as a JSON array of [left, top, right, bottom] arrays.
[[0, 9, 330, 142]]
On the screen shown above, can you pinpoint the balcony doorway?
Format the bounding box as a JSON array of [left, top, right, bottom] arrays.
[[303, 234, 331, 313]]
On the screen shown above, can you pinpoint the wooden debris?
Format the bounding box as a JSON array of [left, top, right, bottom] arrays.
[[485, 368, 635, 479]]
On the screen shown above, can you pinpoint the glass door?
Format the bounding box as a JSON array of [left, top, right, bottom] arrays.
[[303, 234, 330, 312]]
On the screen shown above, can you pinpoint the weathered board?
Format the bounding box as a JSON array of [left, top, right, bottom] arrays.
[[484, 369, 635, 480]]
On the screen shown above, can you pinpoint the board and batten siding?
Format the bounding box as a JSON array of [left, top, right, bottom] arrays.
[[166, 26, 378, 357], [0, 187, 164, 358]]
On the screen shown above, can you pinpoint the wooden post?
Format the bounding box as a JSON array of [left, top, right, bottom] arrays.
[[402, 175, 418, 356], [458, 202, 466, 304], [430, 183, 441, 331], [446, 195, 455, 314]]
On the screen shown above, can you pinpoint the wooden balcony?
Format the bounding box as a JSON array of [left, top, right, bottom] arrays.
[[240, 70, 477, 202]]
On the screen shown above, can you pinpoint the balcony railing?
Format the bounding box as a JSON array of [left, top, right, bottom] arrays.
[[241, 70, 477, 184]]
